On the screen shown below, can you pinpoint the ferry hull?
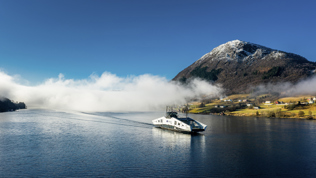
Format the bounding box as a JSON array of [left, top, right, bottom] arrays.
[[155, 124, 196, 133], [152, 116, 207, 133]]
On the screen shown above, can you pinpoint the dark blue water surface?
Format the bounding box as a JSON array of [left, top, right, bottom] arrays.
[[1, 109, 316, 177]]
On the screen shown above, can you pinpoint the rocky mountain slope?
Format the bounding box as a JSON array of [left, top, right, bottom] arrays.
[[173, 40, 316, 94]]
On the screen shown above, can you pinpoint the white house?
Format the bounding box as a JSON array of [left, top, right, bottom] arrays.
[[247, 103, 253, 107], [265, 101, 271, 104]]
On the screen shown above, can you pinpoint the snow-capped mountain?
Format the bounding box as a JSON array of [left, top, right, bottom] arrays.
[[196, 40, 292, 63], [173, 40, 316, 94]]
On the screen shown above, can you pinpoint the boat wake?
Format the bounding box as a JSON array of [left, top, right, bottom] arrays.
[[78, 112, 156, 128]]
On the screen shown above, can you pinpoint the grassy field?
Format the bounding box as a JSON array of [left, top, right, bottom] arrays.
[[278, 95, 314, 103], [222, 94, 250, 100]]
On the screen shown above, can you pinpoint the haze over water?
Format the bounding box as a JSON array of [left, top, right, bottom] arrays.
[[1, 109, 316, 177]]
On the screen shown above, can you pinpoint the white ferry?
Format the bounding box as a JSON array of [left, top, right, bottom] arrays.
[[152, 107, 207, 133]]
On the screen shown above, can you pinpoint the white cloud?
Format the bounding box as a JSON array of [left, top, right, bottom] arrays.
[[252, 75, 316, 97], [0, 71, 222, 112]]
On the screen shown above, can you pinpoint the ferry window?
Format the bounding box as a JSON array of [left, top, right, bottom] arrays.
[[178, 123, 180, 125], [174, 121, 177, 125]]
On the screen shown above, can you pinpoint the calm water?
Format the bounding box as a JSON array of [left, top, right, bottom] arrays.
[[1, 109, 316, 177]]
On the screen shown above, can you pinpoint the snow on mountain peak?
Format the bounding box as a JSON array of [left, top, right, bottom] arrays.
[[226, 39, 246, 46], [196, 40, 274, 63]]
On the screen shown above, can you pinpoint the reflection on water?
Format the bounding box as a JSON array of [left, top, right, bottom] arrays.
[[1, 109, 316, 177], [152, 127, 205, 152]]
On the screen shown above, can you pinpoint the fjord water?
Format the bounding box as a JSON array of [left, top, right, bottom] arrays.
[[1, 110, 316, 177]]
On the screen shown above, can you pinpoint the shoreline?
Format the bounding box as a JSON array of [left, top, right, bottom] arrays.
[[190, 111, 315, 120], [187, 94, 316, 120]]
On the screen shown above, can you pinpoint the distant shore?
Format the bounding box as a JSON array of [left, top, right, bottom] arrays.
[[206, 112, 314, 120], [0, 97, 26, 113], [188, 94, 316, 120]]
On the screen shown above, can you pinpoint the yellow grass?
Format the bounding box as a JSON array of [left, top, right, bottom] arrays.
[[190, 102, 201, 105], [258, 94, 270, 98], [223, 94, 250, 100], [231, 109, 257, 114], [205, 103, 219, 106], [230, 104, 316, 117], [278, 95, 315, 103], [189, 105, 213, 114]]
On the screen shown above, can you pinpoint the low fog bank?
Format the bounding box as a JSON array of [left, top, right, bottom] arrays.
[[0, 71, 222, 112], [252, 75, 316, 97]]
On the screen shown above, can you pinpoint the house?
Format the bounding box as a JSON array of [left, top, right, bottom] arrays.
[[247, 103, 253, 107], [265, 101, 271, 104], [226, 99, 232, 102], [238, 100, 242, 102], [309, 100, 314, 104], [243, 99, 248, 102], [254, 106, 260, 109], [220, 106, 226, 108], [214, 105, 219, 108], [275, 101, 280, 104]]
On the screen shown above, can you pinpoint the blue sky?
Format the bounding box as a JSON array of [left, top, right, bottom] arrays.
[[1, 0, 315, 84]]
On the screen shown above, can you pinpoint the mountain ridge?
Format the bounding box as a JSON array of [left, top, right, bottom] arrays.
[[173, 40, 316, 94]]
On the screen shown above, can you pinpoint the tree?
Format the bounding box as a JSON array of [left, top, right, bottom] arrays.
[[262, 66, 283, 79], [199, 102, 205, 108], [298, 111, 305, 117], [0, 97, 26, 112], [275, 109, 282, 118], [307, 110, 313, 120], [287, 103, 296, 110]]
